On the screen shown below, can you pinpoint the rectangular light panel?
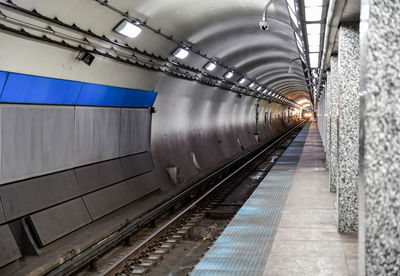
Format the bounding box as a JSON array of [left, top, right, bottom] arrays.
[[306, 23, 321, 34], [304, 0, 323, 6], [224, 71, 234, 79], [238, 77, 246, 84], [309, 53, 319, 68], [305, 7, 323, 21], [114, 20, 142, 38], [173, 47, 189, 59], [204, 62, 216, 71], [307, 34, 320, 46]]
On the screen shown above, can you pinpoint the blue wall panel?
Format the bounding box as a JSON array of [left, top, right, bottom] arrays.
[[0, 71, 8, 97], [123, 89, 157, 108], [0, 73, 82, 105], [0, 71, 157, 108], [76, 83, 126, 107]]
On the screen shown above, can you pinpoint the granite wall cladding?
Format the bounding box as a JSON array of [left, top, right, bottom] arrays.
[[329, 56, 339, 193], [361, 0, 400, 274], [317, 91, 326, 150], [325, 71, 332, 169], [337, 24, 360, 233]]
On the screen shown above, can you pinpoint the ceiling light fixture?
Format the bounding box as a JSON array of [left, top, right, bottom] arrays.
[[238, 77, 246, 84], [114, 20, 142, 38], [204, 62, 217, 71], [248, 82, 256, 88], [224, 71, 234, 79], [172, 47, 189, 59], [256, 86, 262, 91]]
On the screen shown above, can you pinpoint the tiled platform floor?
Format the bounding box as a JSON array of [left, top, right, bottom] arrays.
[[191, 120, 358, 276]]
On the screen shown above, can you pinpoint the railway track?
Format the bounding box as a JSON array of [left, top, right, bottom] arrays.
[[48, 121, 305, 276]]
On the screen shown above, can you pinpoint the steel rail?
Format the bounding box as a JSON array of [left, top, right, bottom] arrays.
[[47, 121, 305, 276]]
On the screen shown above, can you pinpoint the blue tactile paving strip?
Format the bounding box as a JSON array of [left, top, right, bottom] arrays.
[[191, 123, 311, 276]]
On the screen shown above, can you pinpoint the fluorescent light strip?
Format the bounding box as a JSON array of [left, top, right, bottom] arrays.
[[115, 20, 142, 38], [287, 0, 296, 11], [256, 86, 262, 91], [289, 8, 299, 28], [248, 82, 255, 88], [173, 47, 189, 59], [238, 77, 246, 84]]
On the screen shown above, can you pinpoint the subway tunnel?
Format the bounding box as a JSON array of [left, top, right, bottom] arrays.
[[0, 0, 398, 275]]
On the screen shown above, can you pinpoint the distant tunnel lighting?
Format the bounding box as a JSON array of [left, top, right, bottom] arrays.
[[304, 0, 323, 6], [224, 71, 234, 79], [298, 99, 311, 105], [305, 7, 322, 21], [268, 91, 272, 95], [114, 20, 142, 38], [309, 53, 319, 68], [306, 23, 321, 34], [263, 89, 268, 93], [204, 62, 217, 71], [256, 86, 262, 91], [238, 77, 246, 84], [173, 47, 189, 59], [248, 82, 255, 88]]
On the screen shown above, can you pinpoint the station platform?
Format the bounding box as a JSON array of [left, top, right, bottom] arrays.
[[191, 121, 358, 276]]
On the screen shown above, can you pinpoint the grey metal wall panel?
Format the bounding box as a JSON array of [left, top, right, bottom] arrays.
[[82, 182, 134, 220], [0, 225, 21, 267], [0, 200, 5, 224], [120, 152, 154, 180], [120, 108, 151, 156], [28, 198, 91, 247], [74, 107, 121, 166], [74, 159, 124, 194], [1, 105, 75, 184], [0, 170, 80, 221], [125, 171, 160, 201]]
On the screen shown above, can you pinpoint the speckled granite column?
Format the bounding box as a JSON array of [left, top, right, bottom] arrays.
[[337, 24, 360, 233], [325, 71, 331, 169], [329, 56, 339, 193], [360, 0, 400, 274]]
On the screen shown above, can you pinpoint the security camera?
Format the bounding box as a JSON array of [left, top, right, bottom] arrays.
[[259, 21, 269, 31]]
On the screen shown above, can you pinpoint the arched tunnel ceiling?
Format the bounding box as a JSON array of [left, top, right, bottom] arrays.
[[10, 0, 310, 105], [120, 0, 310, 103]]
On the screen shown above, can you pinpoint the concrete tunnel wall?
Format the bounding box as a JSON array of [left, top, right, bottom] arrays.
[[0, 30, 302, 266]]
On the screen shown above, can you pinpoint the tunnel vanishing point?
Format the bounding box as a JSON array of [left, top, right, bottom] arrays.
[[0, 0, 398, 275]]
